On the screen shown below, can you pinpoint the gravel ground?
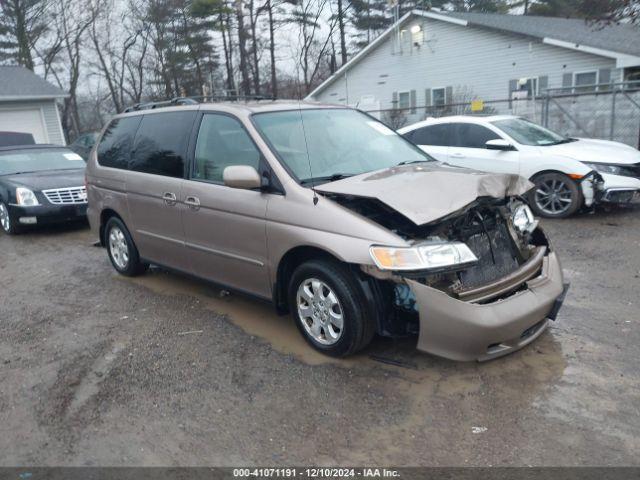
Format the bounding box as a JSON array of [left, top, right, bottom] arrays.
[[1, 204, 639, 466]]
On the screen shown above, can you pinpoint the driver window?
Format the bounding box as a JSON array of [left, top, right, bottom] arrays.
[[193, 114, 261, 183]]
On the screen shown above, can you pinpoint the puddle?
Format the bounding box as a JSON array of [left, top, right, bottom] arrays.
[[121, 267, 567, 388], [124, 268, 371, 366]]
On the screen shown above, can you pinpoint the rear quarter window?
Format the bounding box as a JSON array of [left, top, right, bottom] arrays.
[[130, 111, 196, 178], [97, 116, 142, 169]]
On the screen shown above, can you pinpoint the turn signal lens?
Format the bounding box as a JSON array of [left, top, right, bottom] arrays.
[[370, 246, 423, 270]]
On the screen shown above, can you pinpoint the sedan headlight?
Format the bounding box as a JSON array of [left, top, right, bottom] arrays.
[[16, 187, 40, 206], [370, 242, 478, 271], [582, 162, 625, 175], [512, 204, 537, 233]]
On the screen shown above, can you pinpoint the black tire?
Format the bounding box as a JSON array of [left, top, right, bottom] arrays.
[[288, 259, 376, 357], [0, 201, 20, 235], [104, 216, 148, 276], [528, 172, 582, 219]]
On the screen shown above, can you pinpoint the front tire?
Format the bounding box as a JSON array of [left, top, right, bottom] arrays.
[[529, 172, 582, 218], [0, 202, 20, 235], [288, 259, 375, 357], [104, 217, 148, 276]]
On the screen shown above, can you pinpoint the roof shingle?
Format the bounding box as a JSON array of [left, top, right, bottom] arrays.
[[0, 65, 67, 100], [444, 12, 640, 56]]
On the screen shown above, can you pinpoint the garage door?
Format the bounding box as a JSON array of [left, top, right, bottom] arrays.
[[0, 108, 48, 143]]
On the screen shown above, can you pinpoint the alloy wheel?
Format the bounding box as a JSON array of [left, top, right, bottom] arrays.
[[0, 203, 10, 232], [108, 226, 130, 270], [296, 278, 344, 345], [534, 178, 574, 216]]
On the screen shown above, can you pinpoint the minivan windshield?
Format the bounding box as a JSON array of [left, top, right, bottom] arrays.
[[253, 108, 434, 184], [491, 118, 575, 146], [0, 148, 85, 175]]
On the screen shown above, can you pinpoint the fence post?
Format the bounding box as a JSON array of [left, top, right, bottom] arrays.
[[610, 89, 616, 140], [543, 93, 550, 127]]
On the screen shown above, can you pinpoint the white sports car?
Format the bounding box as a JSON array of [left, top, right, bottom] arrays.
[[399, 115, 640, 218]]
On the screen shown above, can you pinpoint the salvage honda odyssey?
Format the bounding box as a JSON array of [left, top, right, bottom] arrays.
[[86, 101, 568, 361]]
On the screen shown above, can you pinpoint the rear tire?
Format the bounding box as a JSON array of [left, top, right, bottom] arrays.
[[104, 217, 148, 276], [0, 202, 20, 235], [529, 172, 582, 219], [288, 259, 375, 357]]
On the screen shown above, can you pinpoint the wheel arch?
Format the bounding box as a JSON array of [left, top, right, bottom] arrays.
[[99, 208, 125, 246], [273, 245, 349, 314]]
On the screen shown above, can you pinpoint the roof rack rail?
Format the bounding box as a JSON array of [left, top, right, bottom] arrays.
[[123, 97, 199, 113], [122, 94, 279, 113]]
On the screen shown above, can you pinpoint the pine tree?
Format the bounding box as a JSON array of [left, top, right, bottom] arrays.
[[0, 0, 49, 69], [349, 0, 392, 48]]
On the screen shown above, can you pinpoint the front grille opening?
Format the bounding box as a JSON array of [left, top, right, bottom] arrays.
[[42, 186, 87, 205]]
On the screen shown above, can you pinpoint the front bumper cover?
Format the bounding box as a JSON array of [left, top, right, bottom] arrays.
[[407, 251, 566, 362], [8, 203, 87, 225]]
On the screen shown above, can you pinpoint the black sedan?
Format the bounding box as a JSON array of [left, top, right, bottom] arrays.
[[0, 145, 87, 234]]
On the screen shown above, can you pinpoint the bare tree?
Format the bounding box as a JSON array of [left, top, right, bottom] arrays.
[[292, 0, 339, 94], [45, 0, 97, 140]]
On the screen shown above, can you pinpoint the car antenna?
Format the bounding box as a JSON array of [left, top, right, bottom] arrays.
[[297, 99, 319, 205]]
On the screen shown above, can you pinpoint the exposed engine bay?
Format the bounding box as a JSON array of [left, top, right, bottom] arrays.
[[323, 192, 551, 337]]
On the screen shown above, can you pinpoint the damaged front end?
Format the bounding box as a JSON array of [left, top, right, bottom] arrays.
[[329, 193, 567, 361]]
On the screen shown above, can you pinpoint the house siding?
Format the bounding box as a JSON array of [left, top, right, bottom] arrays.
[[0, 99, 65, 145], [311, 17, 620, 123]]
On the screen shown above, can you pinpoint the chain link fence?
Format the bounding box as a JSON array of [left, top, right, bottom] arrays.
[[364, 81, 640, 148]]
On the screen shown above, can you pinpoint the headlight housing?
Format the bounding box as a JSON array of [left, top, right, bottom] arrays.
[[370, 242, 478, 271], [512, 204, 537, 233], [16, 187, 40, 206], [582, 162, 625, 175]]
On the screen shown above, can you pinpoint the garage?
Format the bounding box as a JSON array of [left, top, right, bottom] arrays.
[[0, 65, 67, 145], [0, 107, 47, 143]]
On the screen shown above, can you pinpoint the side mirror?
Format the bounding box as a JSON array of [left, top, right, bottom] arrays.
[[486, 139, 514, 151], [223, 165, 262, 190]]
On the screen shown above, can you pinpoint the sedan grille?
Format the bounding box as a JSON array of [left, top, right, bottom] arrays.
[[42, 186, 87, 205]]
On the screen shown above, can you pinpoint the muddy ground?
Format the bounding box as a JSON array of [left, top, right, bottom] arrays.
[[1, 204, 639, 466]]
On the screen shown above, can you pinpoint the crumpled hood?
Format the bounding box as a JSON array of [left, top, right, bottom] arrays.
[[544, 138, 640, 165], [316, 163, 533, 225]]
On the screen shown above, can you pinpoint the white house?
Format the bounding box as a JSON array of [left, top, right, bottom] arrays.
[[0, 66, 67, 145], [307, 10, 640, 124]]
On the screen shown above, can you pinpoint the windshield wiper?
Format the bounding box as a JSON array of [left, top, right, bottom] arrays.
[[397, 159, 433, 166], [547, 138, 577, 146], [300, 173, 353, 185]]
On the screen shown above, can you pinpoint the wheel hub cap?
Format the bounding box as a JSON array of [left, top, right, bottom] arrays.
[[108, 226, 129, 269], [296, 278, 344, 345]]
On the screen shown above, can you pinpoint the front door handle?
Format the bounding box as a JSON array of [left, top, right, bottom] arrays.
[[450, 152, 465, 158], [185, 195, 201, 210], [163, 192, 177, 206]]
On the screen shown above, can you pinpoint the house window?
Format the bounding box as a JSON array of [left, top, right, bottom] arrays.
[[521, 77, 538, 98], [574, 71, 598, 92], [432, 88, 446, 107], [398, 91, 411, 110]]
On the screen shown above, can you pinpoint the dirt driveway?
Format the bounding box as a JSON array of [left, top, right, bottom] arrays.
[[1, 205, 639, 466]]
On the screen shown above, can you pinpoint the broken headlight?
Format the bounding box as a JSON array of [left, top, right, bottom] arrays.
[[512, 204, 537, 233], [370, 243, 478, 271]]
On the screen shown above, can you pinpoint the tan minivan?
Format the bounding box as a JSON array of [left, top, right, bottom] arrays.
[[86, 101, 568, 360]]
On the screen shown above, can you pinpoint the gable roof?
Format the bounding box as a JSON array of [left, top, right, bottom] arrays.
[[446, 12, 640, 57], [307, 10, 640, 99], [0, 65, 67, 100]]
